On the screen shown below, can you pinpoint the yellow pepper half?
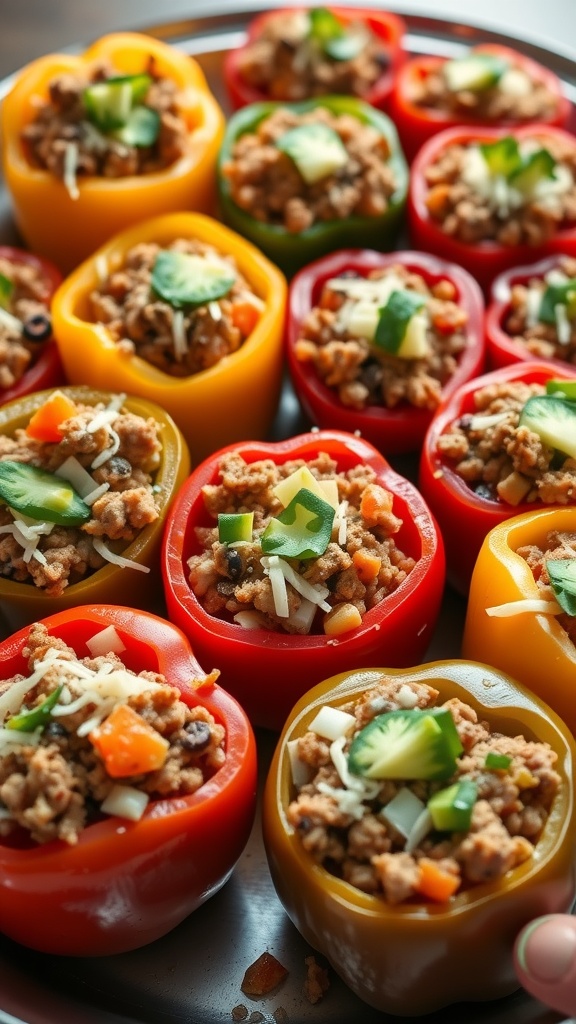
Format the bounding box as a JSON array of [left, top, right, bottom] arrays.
[[462, 508, 576, 735], [1, 33, 225, 272], [51, 212, 287, 465]]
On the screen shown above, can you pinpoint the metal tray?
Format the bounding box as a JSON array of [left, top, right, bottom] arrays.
[[1, 8, 575, 1024]]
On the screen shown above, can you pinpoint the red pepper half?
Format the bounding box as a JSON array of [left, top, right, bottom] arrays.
[[388, 44, 571, 163], [486, 254, 576, 371], [223, 6, 406, 112], [286, 248, 485, 455], [0, 605, 257, 957], [162, 429, 445, 731], [0, 246, 64, 404], [408, 125, 576, 294], [419, 360, 576, 595]]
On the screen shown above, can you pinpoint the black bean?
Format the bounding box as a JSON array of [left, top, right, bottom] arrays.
[[23, 313, 52, 342], [473, 483, 497, 501], [181, 720, 211, 752], [44, 720, 67, 739], [107, 456, 132, 477], [225, 547, 243, 581]]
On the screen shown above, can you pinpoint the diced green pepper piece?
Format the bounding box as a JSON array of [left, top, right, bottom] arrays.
[[479, 136, 522, 178], [518, 395, 576, 460], [510, 148, 556, 193], [546, 559, 576, 616], [308, 7, 344, 44], [0, 272, 13, 311], [218, 512, 254, 544], [546, 379, 576, 399], [374, 289, 426, 355], [0, 462, 91, 526], [7, 685, 63, 732], [427, 779, 477, 832], [113, 106, 160, 147], [348, 707, 463, 781], [261, 486, 335, 559], [151, 251, 236, 309], [539, 279, 576, 326], [83, 73, 152, 133], [275, 123, 348, 185], [485, 751, 512, 770]]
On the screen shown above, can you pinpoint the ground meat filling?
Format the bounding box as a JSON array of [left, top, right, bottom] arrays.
[[0, 256, 53, 389], [89, 238, 263, 377], [436, 380, 576, 506], [294, 265, 469, 412], [504, 256, 576, 364], [221, 107, 397, 233], [21, 57, 188, 185], [0, 623, 223, 845], [517, 529, 576, 646], [287, 677, 560, 903], [0, 396, 161, 594], [425, 134, 576, 247], [187, 451, 415, 636], [412, 52, 559, 123], [235, 10, 388, 101]]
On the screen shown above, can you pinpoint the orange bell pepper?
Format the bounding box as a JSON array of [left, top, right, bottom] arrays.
[[462, 507, 576, 734], [0, 32, 225, 272], [51, 212, 287, 465]]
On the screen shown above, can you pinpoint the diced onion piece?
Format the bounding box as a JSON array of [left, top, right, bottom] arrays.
[[309, 704, 356, 741], [397, 684, 419, 709], [86, 625, 127, 658], [92, 537, 151, 573], [316, 779, 366, 819], [233, 610, 267, 630], [56, 455, 98, 498], [0, 726, 43, 754], [380, 786, 426, 839], [287, 738, 312, 788], [0, 306, 23, 334], [555, 303, 572, 344], [82, 482, 110, 505], [208, 301, 222, 321], [485, 598, 562, 617], [467, 412, 509, 431], [405, 808, 434, 853], [63, 142, 80, 200], [100, 784, 149, 821], [286, 595, 317, 635]]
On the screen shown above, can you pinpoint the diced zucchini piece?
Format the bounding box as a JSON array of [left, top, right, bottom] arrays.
[[0, 462, 91, 526], [539, 280, 576, 326], [427, 779, 477, 832], [0, 272, 13, 311], [546, 379, 576, 399], [113, 106, 160, 147], [346, 299, 380, 342], [485, 751, 512, 770], [374, 289, 427, 357], [218, 512, 254, 544], [510, 148, 556, 194], [443, 53, 508, 92], [151, 251, 236, 309], [546, 558, 576, 616], [479, 136, 522, 178], [83, 73, 152, 133], [348, 708, 463, 781], [518, 395, 576, 460], [261, 486, 335, 559], [275, 124, 348, 185]]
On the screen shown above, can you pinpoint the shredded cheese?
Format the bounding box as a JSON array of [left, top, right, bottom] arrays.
[[90, 427, 120, 469], [485, 598, 562, 617], [0, 307, 23, 334], [63, 142, 80, 200], [92, 536, 151, 573], [172, 309, 188, 361], [262, 555, 331, 614]]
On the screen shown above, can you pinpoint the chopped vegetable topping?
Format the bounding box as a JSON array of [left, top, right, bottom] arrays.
[[348, 708, 463, 781], [261, 486, 335, 559], [485, 751, 512, 770], [151, 251, 237, 309], [546, 558, 576, 615]]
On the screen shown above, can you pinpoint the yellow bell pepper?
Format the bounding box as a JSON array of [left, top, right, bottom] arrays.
[[462, 508, 576, 734], [51, 211, 287, 465], [1, 32, 225, 272]]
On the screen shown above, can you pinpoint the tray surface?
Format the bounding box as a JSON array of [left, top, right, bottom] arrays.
[[0, 7, 575, 1024]]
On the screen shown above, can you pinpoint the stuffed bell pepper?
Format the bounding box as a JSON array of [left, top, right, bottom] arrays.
[[408, 124, 576, 293], [217, 95, 408, 277], [487, 253, 576, 370], [51, 211, 286, 465], [162, 429, 445, 731], [388, 43, 570, 162], [287, 248, 485, 455], [419, 361, 576, 594], [0, 605, 257, 956], [463, 507, 576, 735], [0, 385, 189, 629], [1, 32, 225, 271], [262, 660, 575, 1015], [0, 246, 64, 406], [223, 6, 406, 111]]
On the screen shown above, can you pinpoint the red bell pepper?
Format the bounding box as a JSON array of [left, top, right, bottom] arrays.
[[388, 44, 571, 163], [419, 360, 576, 595], [162, 429, 445, 731], [286, 248, 485, 455], [0, 246, 64, 405], [408, 124, 576, 294], [223, 6, 406, 112], [0, 605, 257, 957], [486, 254, 576, 370]]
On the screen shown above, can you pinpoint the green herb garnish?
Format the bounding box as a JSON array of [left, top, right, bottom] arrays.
[[7, 685, 64, 733], [547, 559, 576, 616], [261, 486, 335, 560]]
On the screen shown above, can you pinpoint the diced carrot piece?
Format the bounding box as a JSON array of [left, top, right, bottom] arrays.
[[352, 548, 382, 583], [241, 952, 288, 996], [359, 483, 394, 526], [323, 602, 363, 636], [25, 390, 78, 442], [89, 703, 169, 778], [231, 299, 260, 338], [415, 858, 460, 902]]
